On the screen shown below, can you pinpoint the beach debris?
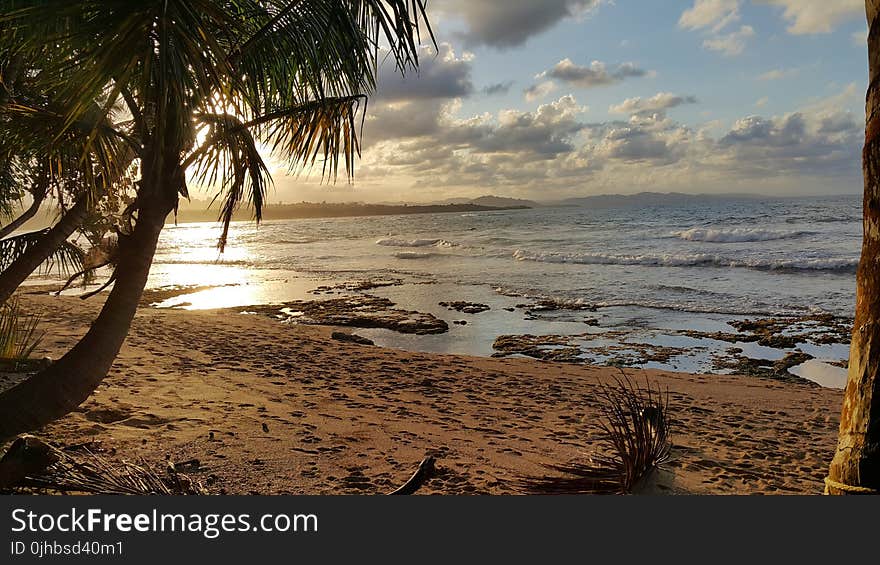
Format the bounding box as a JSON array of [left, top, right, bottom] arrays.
[[439, 301, 490, 314], [387, 456, 436, 495], [245, 295, 448, 335], [261, 423, 270, 433], [0, 436, 59, 489], [0, 436, 206, 494], [521, 374, 672, 495], [168, 458, 201, 473], [331, 331, 375, 346], [453, 320, 467, 326]]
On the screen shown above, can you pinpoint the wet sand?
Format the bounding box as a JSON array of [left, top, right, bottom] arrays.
[[8, 290, 844, 494]]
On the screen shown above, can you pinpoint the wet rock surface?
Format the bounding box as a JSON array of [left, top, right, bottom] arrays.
[[516, 298, 598, 313], [331, 332, 375, 346], [439, 301, 490, 314], [142, 285, 227, 306], [309, 279, 404, 295], [492, 333, 689, 366], [679, 314, 852, 349], [712, 349, 816, 386], [243, 295, 449, 335]]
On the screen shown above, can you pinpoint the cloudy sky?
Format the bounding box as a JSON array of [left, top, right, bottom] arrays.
[[267, 0, 868, 203]]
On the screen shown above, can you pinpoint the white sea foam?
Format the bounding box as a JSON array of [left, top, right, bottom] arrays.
[[673, 227, 809, 243], [512, 249, 857, 272], [376, 238, 457, 248]]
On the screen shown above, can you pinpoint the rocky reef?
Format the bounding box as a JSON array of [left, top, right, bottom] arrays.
[[439, 301, 490, 314], [492, 333, 688, 366], [712, 349, 816, 385], [244, 295, 448, 335], [679, 314, 851, 349]]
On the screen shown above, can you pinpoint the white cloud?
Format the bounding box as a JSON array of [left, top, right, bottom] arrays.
[[679, 0, 741, 32], [432, 0, 607, 48], [376, 43, 473, 101], [609, 92, 698, 116], [757, 67, 800, 80], [536, 59, 650, 87], [680, 1, 753, 56], [524, 81, 558, 101], [703, 25, 755, 56], [351, 82, 862, 199], [756, 0, 862, 35]]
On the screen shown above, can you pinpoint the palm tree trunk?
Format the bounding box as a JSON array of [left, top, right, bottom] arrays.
[[0, 181, 174, 442], [0, 194, 88, 303], [826, 1, 880, 495], [0, 184, 47, 240]]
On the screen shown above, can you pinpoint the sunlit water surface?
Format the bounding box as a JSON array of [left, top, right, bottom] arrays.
[[39, 195, 861, 388]]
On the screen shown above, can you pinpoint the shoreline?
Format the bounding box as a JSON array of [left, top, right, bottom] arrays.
[[146, 279, 853, 390], [8, 290, 845, 494]]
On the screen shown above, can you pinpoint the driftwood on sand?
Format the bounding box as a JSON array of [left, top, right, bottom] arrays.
[[387, 456, 436, 495]]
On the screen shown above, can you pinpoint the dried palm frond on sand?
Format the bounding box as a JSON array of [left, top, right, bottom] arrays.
[[522, 373, 672, 495], [0, 436, 206, 495]]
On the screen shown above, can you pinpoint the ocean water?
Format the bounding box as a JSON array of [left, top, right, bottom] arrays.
[[139, 194, 860, 386], [151, 194, 860, 315]]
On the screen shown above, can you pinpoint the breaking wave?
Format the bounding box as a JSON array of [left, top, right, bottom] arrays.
[[512, 249, 857, 273], [376, 238, 457, 248], [673, 227, 810, 243]]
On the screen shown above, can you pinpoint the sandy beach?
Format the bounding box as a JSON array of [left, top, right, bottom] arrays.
[[3, 288, 843, 495]]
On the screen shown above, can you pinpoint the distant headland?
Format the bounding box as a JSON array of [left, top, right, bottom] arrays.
[[166, 200, 532, 224]]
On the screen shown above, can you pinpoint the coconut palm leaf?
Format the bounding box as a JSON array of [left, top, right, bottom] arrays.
[[1, 1, 429, 173], [2, 99, 137, 205], [0, 230, 85, 275]]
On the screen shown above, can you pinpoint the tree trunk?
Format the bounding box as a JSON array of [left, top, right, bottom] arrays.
[[0, 194, 88, 303], [0, 183, 47, 240], [0, 182, 174, 442], [826, 0, 880, 495]]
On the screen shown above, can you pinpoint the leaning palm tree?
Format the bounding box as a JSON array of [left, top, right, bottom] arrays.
[[826, 2, 880, 495], [0, 0, 431, 440]]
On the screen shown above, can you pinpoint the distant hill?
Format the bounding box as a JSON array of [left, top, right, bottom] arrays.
[[469, 195, 540, 208], [556, 192, 768, 209], [167, 201, 531, 224]]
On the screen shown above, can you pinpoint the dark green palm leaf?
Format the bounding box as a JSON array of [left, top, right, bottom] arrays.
[[0, 230, 86, 275]]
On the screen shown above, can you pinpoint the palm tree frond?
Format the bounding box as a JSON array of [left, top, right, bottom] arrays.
[[189, 114, 272, 251], [0, 230, 86, 275]]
